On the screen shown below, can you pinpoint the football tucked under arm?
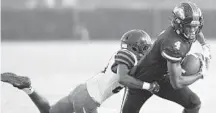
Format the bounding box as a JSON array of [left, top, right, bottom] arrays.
[[167, 60, 203, 89], [162, 48, 203, 89], [181, 53, 203, 76]]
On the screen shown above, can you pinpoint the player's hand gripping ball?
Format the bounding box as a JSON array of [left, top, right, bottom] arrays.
[[181, 53, 203, 76]]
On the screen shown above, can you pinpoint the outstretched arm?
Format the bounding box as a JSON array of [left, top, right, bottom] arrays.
[[117, 64, 143, 89], [197, 31, 207, 45], [197, 31, 211, 70], [117, 64, 159, 93]]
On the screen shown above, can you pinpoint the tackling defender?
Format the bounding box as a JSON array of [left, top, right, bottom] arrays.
[[121, 2, 211, 113], [1, 29, 159, 113]]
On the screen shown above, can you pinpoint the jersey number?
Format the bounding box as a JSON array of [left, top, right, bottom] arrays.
[[112, 86, 123, 93], [174, 41, 181, 50]]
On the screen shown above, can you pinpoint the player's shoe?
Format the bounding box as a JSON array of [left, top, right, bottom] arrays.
[[1, 72, 31, 89]]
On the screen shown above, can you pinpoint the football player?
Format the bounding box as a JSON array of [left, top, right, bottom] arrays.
[[121, 2, 211, 113], [1, 29, 159, 113]]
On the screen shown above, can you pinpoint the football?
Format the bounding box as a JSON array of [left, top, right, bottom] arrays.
[[181, 53, 202, 76]]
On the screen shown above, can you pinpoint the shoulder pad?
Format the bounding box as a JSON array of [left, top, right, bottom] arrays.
[[161, 38, 183, 62], [114, 49, 138, 68]]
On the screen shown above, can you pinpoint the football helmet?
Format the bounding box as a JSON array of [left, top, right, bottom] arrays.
[[171, 1, 204, 42], [120, 29, 152, 57]]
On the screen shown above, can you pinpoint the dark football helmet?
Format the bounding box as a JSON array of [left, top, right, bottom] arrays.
[[171, 1, 204, 42]]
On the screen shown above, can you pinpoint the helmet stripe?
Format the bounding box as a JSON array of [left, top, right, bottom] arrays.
[[182, 2, 193, 19], [189, 2, 196, 20], [188, 2, 195, 17], [188, 2, 200, 22]]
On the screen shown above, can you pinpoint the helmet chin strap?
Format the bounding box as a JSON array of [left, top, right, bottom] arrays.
[[183, 33, 196, 42], [183, 33, 190, 39], [175, 29, 196, 43]]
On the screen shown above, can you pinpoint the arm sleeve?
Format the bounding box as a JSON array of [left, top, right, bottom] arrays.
[[114, 49, 136, 69]]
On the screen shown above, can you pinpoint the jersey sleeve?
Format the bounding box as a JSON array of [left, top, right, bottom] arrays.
[[160, 39, 183, 62], [114, 49, 137, 69]]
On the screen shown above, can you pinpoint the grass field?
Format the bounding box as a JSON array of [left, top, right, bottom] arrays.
[[1, 41, 216, 113]]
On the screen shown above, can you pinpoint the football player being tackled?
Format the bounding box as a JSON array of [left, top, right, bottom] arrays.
[[121, 1, 211, 113], [1, 29, 160, 113]]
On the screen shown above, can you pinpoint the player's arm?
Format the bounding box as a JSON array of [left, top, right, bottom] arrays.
[[117, 64, 159, 93], [197, 31, 207, 45], [167, 60, 203, 89], [117, 64, 146, 89], [161, 40, 202, 89], [115, 49, 159, 92], [196, 31, 211, 70], [197, 32, 211, 59]]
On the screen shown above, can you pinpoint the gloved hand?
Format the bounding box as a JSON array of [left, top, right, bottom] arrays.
[[202, 44, 211, 69], [149, 81, 160, 93], [196, 53, 208, 79]]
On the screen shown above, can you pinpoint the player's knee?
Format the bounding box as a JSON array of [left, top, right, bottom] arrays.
[[183, 93, 201, 113], [190, 93, 201, 109], [183, 104, 201, 113]]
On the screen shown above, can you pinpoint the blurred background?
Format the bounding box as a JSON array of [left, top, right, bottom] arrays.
[[1, 0, 216, 113], [1, 0, 216, 41]]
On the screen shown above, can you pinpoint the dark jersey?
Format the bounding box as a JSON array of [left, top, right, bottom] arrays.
[[133, 26, 192, 82]]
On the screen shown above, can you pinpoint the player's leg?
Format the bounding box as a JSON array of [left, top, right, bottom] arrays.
[[50, 83, 99, 113], [28, 91, 51, 113], [67, 83, 100, 113], [155, 79, 201, 113], [1, 72, 51, 113], [121, 88, 153, 113], [49, 96, 74, 113]]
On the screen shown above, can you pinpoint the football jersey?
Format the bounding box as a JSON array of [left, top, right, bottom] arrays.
[[86, 49, 138, 104], [133, 26, 192, 82]]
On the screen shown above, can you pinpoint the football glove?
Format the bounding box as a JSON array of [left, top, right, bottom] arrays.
[[149, 81, 160, 93], [196, 53, 208, 79], [202, 44, 211, 69]]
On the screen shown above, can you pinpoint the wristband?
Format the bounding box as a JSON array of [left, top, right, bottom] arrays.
[[142, 82, 150, 90]]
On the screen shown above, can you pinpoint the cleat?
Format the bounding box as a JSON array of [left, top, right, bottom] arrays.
[[1, 72, 31, 89]]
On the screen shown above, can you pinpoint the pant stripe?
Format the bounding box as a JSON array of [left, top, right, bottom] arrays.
[[120, 88, 128, 113], [82, 107, 87, 113]]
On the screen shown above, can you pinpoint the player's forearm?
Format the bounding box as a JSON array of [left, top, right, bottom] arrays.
[[197, 31, 207, 45], [119, 75, 144, 89], [169, 68, 201, 89], [177, 74, 202, 87], [167, 61, 200, 89], [117, 64, 150, 90]]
